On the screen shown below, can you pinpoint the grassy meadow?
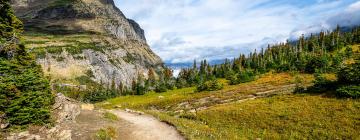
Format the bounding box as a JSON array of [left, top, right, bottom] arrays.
[[96, 72, 360, 139]]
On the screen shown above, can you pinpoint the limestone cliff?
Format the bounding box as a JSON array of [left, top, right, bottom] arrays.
[[11, 0, 163, 87]]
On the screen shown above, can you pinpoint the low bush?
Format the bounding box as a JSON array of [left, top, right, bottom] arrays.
[[94, 126, 117, 140], [155, 82, 168, 93], [336, 85, 360, 98], [307, 71, 338, 93], [337, 62, 360, 84], [229, 70, 256, 85], [196, 79, 223, 92], [103, 112, 118, 121]]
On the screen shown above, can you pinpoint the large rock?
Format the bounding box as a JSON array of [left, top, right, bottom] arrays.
[[11, 0, 146, 43], [11, 0, 163, 87], [53, 93, 81, 123]]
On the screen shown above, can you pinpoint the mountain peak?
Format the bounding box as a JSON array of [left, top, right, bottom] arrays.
[[11, 0, 146, 43], [10, 0, 163, 87]]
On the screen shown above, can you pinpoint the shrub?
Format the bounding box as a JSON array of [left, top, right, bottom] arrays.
[[103, 112, 118, 121], [336, 85, 360, 98], [307, 72, 335, 93], [237, 71, 256, 83], [229, 70, 256, 85], [94, 127, 117, 140], [196, 79, 223, 92], [294, 75, 305, 93], [175, 78, 188, 89], [305, 56, 328, 73], [155, 82, 168, 93], [0, 57, 54, 126], [337, 62, 360, 85]]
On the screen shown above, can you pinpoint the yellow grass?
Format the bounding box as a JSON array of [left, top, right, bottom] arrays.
[[98, 72, 360, 139]]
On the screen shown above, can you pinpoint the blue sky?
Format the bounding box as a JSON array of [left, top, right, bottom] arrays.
[[115, 0, 360, 64]]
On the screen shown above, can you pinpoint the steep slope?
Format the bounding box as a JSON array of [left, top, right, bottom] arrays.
[[11, 0, 163, 87]]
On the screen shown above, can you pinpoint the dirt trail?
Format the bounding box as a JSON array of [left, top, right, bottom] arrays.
[[108, 110, 184, 140], [64, 108, 184, 140]]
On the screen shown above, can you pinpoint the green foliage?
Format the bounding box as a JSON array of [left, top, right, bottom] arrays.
[[229, 70, 256, 85], [0, 57, 54, 126], [337, 62, 360, 85], [46, 45, 64, 54], [0, 1, 54, 128], [103, 112, 118, 121], [305, 56, 328, 73], [0, 0, 23, 41], [196, 79, 223, 92], [336, 85, 360, 98], [94, 127, 117, 140], [308, 72, 335, 93], [48, 0, 76, 8], [155, 82, 168, 93], [294, 75, 305, 93], [66, 42, 103, 55], [177, 26, 360, 90]]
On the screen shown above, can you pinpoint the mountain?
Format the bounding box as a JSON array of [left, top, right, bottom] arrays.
[[10, 0, 163, 87]]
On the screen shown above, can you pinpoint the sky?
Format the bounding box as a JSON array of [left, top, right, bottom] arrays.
[[114, 0, 360, 64]]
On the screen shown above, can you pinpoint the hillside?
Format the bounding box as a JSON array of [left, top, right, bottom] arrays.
[[98, 71, 360, 139], [10, 0, 163, 87]]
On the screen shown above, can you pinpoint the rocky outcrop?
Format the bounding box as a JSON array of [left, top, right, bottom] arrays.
[[11, 0, 163, 87], [11, 0, 147, 43], [52, 93, 81, 123]]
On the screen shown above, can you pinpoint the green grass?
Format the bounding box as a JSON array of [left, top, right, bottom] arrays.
[[94, 126, 117, 140], [48, 0, 76, 8], [98, 72, 360, 139], [46, 45, 65, 54], [99, 73, 311, 110], [31, 48, 46, 59], [103, 112, 118, 121], [24, 40, 47, 45]]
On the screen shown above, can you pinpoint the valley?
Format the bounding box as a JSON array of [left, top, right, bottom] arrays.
[[98, 72, 359, 139]]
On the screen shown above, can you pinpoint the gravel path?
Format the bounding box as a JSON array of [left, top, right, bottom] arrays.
[[108, 110, 184, 140]]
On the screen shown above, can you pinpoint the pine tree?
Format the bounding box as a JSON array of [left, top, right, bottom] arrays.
[[0, 1, 54, 127]]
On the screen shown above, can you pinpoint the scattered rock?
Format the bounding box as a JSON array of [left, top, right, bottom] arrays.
[[1, 123, 9, 129], [57, 130, 72, 140], [55, 93, 81, 123], [7, 131, 41, 140], [189, 109, 196, 114], [125, 108, 144, 115]]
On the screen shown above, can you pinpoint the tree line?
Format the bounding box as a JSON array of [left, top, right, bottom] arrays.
[[176, 25, 360, 92]]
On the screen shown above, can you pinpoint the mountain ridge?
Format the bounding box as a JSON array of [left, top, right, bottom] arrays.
[[11, 0, 163, 87]]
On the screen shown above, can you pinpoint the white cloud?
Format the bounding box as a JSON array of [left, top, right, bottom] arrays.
[[291, 1, 360, 39], [347, 1, 360, 12], [115, 0, 359, 63]]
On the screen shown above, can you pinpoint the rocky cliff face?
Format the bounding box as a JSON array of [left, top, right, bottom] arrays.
[[11, 0, 163, 87]]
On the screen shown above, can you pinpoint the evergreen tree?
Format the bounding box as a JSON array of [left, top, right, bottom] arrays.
[[0, 0, 54, 127]]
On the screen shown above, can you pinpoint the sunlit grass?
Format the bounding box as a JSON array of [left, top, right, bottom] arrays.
[[98, 72, 360, 139], [98, 72, 313, 110], [150, 94, 360, 139], [103, 112, 118, 121]]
